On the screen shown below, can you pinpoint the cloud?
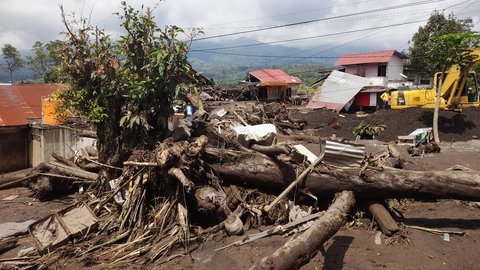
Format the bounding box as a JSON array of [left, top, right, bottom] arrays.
[[0, 0, 478, 55]]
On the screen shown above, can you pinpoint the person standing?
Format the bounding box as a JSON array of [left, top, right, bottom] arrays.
[[380, 90, 391, 110]]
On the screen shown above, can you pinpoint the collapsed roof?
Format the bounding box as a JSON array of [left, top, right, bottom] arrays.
[[307, 70, 370, 112]]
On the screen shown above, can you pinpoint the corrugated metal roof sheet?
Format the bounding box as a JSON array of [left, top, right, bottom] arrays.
[[307, 70, 369, 111], [335, 50, 399, 66], [249, 69, 302, 85], [323, 140, 365, 168], [0, 84, 62, 126]]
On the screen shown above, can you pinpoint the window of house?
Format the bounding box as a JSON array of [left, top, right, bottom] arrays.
[[377, 64, 387, 77], [356, 65, 365, 77]]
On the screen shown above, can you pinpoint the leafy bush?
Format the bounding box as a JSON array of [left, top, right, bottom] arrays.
[[353, 121, 386, 139]]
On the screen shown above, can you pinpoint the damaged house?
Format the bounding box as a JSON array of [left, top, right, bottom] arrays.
[[245, 69, 302, 101], [308, 50, 409, 111]]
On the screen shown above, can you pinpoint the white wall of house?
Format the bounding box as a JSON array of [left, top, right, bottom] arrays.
[[368, 77, 388, 86], [386, 55, 404, 81]]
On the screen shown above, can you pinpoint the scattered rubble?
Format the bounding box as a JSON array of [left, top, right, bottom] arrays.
[[1, 101, 480, 269]]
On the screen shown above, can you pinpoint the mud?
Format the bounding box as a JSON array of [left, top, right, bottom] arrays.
[[292, 107, 480, 142]]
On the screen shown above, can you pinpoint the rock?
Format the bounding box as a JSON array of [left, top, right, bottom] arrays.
[[224, 214, 243, 235]]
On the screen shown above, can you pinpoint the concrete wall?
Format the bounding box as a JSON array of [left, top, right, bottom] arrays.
[[387, 55, 404, 81], [30, 125, 96, 167], [0, 126, 28, 173], [342, 55, 404, 82]]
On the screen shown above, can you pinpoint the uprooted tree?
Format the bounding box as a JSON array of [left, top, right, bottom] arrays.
[[56, 2, 199, 180]]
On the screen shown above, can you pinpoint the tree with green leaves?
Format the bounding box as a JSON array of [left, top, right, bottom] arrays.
[[56, 2, 200, 177], [409, 11, 473, 74], [2, 44, 24, 83], [26, 40, 64, 82], [426, 32, 480, 142]]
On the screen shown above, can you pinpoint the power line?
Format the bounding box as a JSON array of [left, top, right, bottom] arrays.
[[191, 19, 425, 51], [192, 0, 443, 41], [191, 0, 474, 64]]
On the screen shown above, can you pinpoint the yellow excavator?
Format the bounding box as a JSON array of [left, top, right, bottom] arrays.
[[391, 49, 480, 110]]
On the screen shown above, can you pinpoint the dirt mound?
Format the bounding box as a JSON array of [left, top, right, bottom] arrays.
[[292, 107, 480, 142]]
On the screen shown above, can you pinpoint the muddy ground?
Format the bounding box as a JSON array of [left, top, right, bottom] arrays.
[[1, 108, 480, 269], [292, 107, 480, 142]]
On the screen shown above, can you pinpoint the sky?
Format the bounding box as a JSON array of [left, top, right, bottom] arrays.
[[0, 0, 479, 58]]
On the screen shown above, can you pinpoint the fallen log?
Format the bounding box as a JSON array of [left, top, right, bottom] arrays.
[[254, 191, 355, 270], [0, 167, 37, 186], [44, 162, 98, 181], [207, 148, 480, 201], [0, 238, 17, 255], [79, 162, 101, 172], [367, 201, 399, 236], [51, 152, 78, 168], [250, 144, 290, 156]]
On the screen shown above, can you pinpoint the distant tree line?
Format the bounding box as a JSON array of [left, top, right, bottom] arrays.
[[0, 10, 478, 85], [1, 40, 64, 83]]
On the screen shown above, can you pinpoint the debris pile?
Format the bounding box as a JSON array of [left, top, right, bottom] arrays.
[[1, 101, 479, 269]]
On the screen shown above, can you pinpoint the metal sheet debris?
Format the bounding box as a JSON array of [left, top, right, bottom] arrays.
[[307, 71, 370, 111], [323, 140, 365, 168]]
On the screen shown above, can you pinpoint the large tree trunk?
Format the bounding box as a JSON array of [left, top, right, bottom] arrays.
[[206, 148, 480, 201], [44, 162, 98, 181], [254, 191, 355, 270]]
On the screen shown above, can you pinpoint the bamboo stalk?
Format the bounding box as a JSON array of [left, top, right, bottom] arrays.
[[82, 157, 123, 170], [404, 225, 465, 235], [123, 161, 157, 166]]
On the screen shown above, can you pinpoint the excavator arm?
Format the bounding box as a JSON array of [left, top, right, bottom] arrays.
[[433, 49, 480, 108]]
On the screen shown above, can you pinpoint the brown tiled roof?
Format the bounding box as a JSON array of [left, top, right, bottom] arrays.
[[0, 84, 63, 126]]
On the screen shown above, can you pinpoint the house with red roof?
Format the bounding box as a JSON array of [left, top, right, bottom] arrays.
[[0, 84, 62, 172], [335, 50, 406, 82], [246, 69, 302, 100]]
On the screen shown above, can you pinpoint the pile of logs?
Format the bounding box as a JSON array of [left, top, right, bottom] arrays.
[[1, 101, 480, 269], [0, 148, 100, 200]]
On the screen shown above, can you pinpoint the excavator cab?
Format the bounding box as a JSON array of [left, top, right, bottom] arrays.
[[464, 73, 479, 102]]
